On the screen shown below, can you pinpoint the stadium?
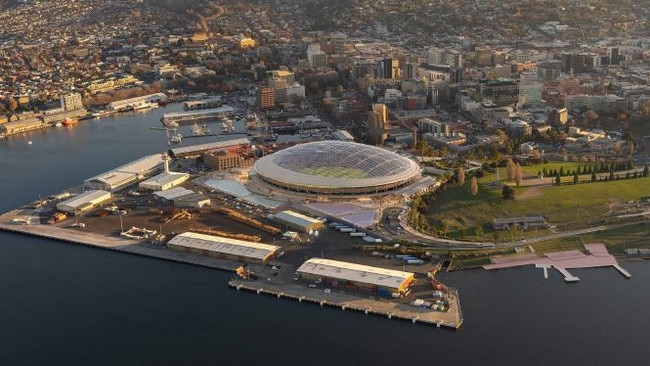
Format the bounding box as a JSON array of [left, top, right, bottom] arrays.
[[252, 141, 421, 196]]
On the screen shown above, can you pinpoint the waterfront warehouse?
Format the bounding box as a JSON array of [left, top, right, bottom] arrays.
[[161, 105, 235, 126], [253, 141, 421, 196], [83, 154, 163, 192], [167, 232, 281, 264], [296, 258, 415, 298], [106, 93, 167, 112], [139, 155, 189, 192], [271, 210, 324, 232], [56, 190, 111, 214], [139, 171, 189, 191], [168, 138, 250, 159], [153, 187, 210, 208]]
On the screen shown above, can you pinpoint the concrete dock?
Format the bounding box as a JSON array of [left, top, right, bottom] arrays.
[[485, 243, 631, 282], [1, 209, 463, 329], [229, 278, 463, 329], [0, 209, 241, 272], [554, 267, 580, 282]]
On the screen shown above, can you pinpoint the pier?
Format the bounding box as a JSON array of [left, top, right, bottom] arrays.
[[485, 243, 632, 282], [229, 278, 463, 330], [0, 208, 463, 329], [554, 267, 580, 282], [0, 209, 242, 272]]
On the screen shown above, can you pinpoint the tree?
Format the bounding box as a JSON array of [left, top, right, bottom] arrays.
[[502, 185, 515, 200], [458, 167, 466, 185], [470, 176, 478, 196], [7, 97, 18, 112], [441, 220, 450, 237], [417, 139, 429, 157], [506, 159, 515, 181], [515, 163, 523, 187]]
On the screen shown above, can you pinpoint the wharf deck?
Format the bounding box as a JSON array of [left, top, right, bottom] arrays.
[[1, 208, 463, 329], [229, 278, 463, 329], [0, 209, 241, 271]]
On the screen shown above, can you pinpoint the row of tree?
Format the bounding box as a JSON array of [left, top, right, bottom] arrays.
[[556, 164, 650, 185], [539, 160, 635, 178]]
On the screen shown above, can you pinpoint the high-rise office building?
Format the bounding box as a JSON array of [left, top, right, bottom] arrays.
[[367, 103, 389, 145], [376, 58, 400, 79], [479, 79, 519, 106], [269, 78, 288, 103], [257, 87, 275, 109], [537, 60, 562, 81], [307, 43, 327, 70], [518, 72, 543, 107]]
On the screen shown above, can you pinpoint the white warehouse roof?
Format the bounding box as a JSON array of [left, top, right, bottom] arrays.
[[56, 190, 111, 212], [85, 154, 163, 189], [140, 171, 189, 190], [169, 138, 250, 157], [273, 210, 322, 228], [153, 187, 195, 200], [167, 232, 281, 261], [296, 258, 414, 290]]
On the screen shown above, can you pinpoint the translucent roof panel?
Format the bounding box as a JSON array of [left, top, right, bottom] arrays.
[[253, 141, 420, 191], [268, 141, 410, 179]]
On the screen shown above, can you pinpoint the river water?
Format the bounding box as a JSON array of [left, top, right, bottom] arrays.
[[1, 107, 649, 366]]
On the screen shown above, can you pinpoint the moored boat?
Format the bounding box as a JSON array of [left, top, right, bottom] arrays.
[[170, 133, 183, 144], [61, 117, 78, 127]]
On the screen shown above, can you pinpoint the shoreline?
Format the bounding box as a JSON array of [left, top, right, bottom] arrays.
[[0, 209, 463, 330]]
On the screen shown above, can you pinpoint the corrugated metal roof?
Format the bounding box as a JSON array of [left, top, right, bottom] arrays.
[[140, 172, 189, 188], [85, 154, 163, 185], [296, 258, 413, 290], [57, 190, 111, 210], [154, 187, 194, 200], [168, 232, 280, 260], [169, 138, 250, 156], [273, 210, 321, 228]]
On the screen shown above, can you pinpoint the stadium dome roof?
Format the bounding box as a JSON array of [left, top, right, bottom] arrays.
[[253, 141, 420, 195]]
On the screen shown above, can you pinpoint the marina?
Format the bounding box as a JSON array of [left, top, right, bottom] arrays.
[[2, 105, 650, 366], [161, 106, 235, 126], [191, 123, 212, 136]]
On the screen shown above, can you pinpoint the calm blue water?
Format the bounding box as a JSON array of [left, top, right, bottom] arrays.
[[1, 109, 649, 366]]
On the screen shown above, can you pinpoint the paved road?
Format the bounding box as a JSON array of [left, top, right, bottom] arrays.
[[392, 209, 640, 250]]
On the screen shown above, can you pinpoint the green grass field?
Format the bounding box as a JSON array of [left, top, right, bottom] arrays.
[[530, 223, 650, 255], [427, 173, 650, 238], [299, 166, 367, 179]]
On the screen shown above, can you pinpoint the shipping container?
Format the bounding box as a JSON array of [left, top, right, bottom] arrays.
[[399, 256, 418, 261], [406, 259, 424, 264]]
